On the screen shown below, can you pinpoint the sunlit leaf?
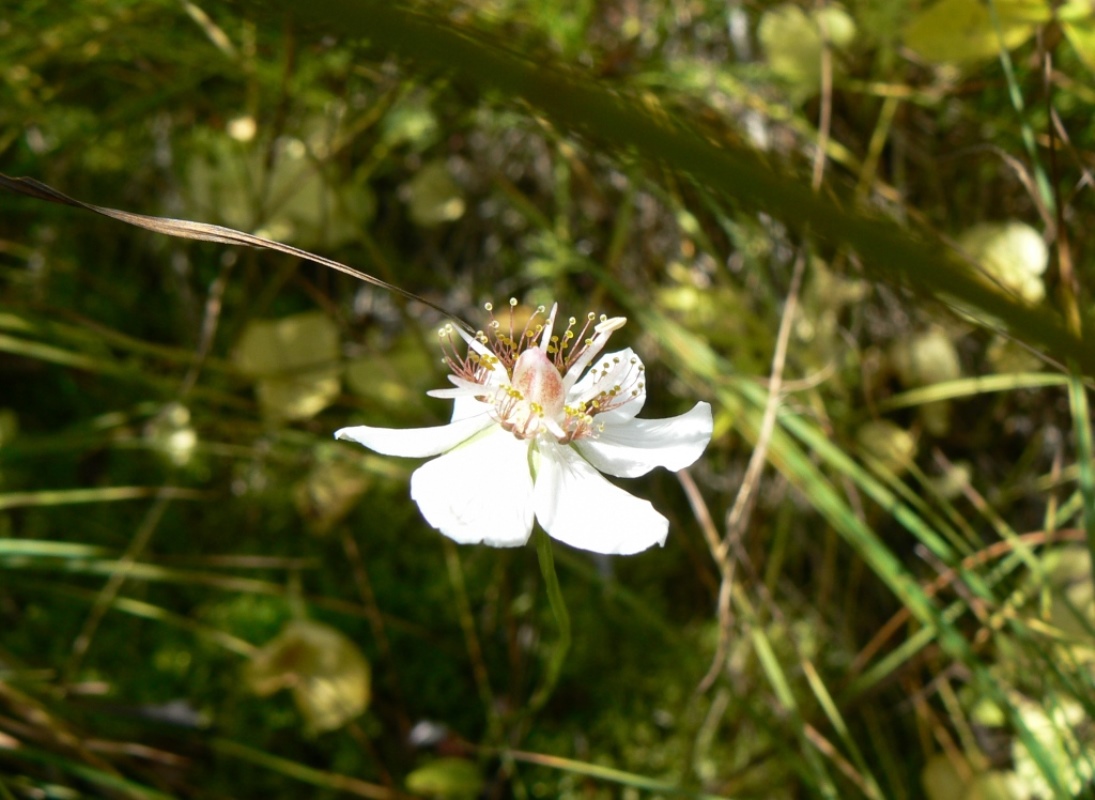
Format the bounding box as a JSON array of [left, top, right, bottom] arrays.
[[856, 419, 917, 475], [1039, 546, 1095, 655], [985, 336, 1044, 373], [926, 460, 972, 501], [188, 128, 374, 249], [904, 0, 1050, 65], [293, 459, 370, 536], [958, 221, 1048, 305], [1063, 14, 1095, 74], [233, 311, 341, 421], [758, 4, 856, 97], [403, 160, 465, 227], [1010, 693, 1095, 797], [248, 619, 371, 735], [405, 758, 484, 799], [143, 403, 198, 467], [922, 752, 1019, 800], [381, 91, 439, 150], [890, 328, 962, 435]]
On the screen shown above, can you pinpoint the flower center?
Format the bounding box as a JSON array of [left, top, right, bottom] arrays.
[[499, 347, 566, 439], [437, 299, 643, 444]]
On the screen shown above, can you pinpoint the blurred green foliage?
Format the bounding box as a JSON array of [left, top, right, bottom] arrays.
[[4, 1, 1095, 798]]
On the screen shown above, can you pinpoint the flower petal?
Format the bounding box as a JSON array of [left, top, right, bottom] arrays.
[[538, 302, 559, 350], [576, 401, 713, 478], [562, 316, 626, 393], [411, 428, 534, 547], [449, 395, 496, 424], [335, 411, 494, 458], [567, 348, 647, 420], [533, 442, 668, 555]]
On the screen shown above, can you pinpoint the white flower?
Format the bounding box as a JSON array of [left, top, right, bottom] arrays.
[[336, 302, 712, 555]]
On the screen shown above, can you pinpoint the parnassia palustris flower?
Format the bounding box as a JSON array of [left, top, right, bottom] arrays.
[[337, 302, 712, 555]]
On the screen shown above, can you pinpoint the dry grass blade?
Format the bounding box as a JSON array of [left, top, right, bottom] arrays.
[[0, 174, 473, 333]]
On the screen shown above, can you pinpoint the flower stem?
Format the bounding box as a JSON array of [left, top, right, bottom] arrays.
[[442, 539, 503, 744], [528, 527, 571, 715]]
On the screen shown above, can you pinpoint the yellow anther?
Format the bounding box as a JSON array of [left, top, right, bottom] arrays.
[[485, 301, 494, 311]]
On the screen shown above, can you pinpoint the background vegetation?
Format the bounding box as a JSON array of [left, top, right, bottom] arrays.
[[3, 0, 1095, 797]]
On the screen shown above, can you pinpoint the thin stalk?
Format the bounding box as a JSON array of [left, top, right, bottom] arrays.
[[1067, 374, 1095, 588], [527, 527, 571, 716]]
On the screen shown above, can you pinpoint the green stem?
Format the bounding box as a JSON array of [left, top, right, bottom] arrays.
[[1067, 371, 1095, 589], [528, 527, 571, 715], [442, 539, 503, 744], [985, 0, 1054, 216]]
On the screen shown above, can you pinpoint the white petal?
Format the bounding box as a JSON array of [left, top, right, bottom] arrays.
[[335, 412, 494, 458], [533, 442, 668, 555], [428, 387, 478, 400], [427, 375, 485, 400], [567, 348, 646, 420], [562, 316, 626, 393], [576, 401, 713, 478], [411, 428, 534, 547], [450, 395, 497, 424], [539, 302, 559, 350], [451, 324, 495, 360]]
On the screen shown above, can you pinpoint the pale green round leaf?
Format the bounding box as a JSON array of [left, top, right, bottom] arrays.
[[957, 221, 1047, 304], [856, 419, 917, 475], [904, 0, 1046, 66], [406, 758, 484, 799], [758, 4, 856, 97], [403, 160, 465, 227], [247, 619, 371, 735], [233, 311, 341, 420]]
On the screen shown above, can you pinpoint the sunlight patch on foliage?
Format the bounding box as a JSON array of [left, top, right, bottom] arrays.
[[248, 619, 371, 736], [233, 311, 341, 421]]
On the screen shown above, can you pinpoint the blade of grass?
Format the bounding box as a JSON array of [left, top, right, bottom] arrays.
[[0, 539, 105, 558], [209, 737, 396, 799], [876, 373, 1069, 411], [286, 0, 1095, 375], [801, 660, 885, 800], [7, 577, 255, 657], [0, 486, 209, 510], [1067, 374, 1095, 590], [500, 747, 734, 800], [736, 588, 839, 798], [0, 745, 175, 800]]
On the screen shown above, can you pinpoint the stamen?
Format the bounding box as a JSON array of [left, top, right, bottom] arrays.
[[437, 301, 638, 444]]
